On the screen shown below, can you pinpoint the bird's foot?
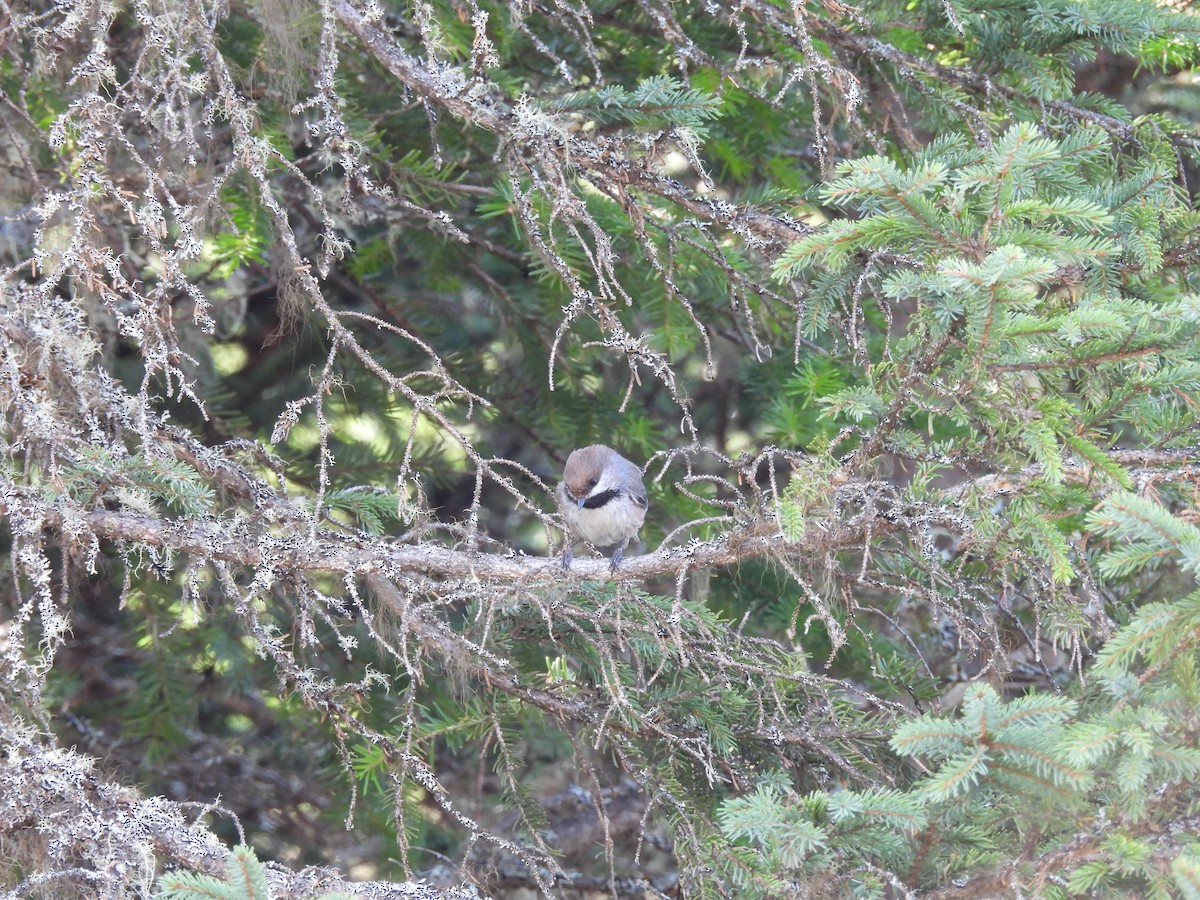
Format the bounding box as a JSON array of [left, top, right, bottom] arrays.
[[609, 543, 627, 572]]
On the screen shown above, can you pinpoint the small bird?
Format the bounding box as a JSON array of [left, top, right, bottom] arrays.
[[557, 444, 648, 571]]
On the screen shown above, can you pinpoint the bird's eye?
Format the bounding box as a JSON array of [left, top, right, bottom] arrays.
[[588, 478, 597, 488]]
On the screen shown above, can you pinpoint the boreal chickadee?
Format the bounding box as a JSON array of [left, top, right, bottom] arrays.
[[557, 444, 648, 571]]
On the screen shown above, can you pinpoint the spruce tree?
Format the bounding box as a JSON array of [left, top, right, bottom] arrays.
[[1, 0, 1200, 898]]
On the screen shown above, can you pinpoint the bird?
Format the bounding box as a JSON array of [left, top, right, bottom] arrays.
[[557, 444, 648, 571]]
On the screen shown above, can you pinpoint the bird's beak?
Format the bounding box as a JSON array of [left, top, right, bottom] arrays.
[[576, 497, 585, 509]]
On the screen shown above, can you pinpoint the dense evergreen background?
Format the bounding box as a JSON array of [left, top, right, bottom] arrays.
[[3, 0, 1200, 897]]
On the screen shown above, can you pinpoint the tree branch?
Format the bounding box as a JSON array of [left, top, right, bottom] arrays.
[[0, 724, 478, 900], [328, 0, 812, 252]]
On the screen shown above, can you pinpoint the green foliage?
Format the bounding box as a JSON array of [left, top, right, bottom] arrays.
[[1088, 491, 1200, 581], [9, 0, 1200, 896], [719, 779, 926, 897], [52, 448, 215, 516], [720, 489, 1200, 895], [893, 685, 1087, 799], [156, 844, 349, 900], [321, 488, 404, 535], [124, 617, 203, 766], [209, 180, 273, 279], [1174, 849, 1200, 900], [156, 846, 270, 900], [770, 118, 1200, 645], [543, 75, 722, 145]]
